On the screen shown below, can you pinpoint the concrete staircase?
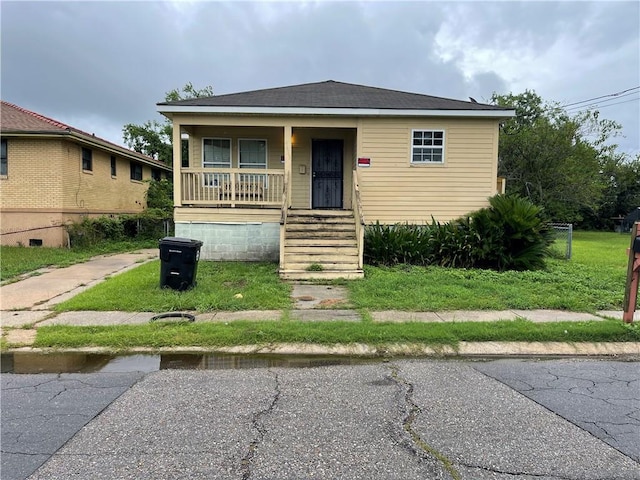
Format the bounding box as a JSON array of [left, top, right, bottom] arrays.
[[279, 209, 364, 280]]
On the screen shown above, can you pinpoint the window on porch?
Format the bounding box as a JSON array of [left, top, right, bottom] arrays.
[[238, 138, 267, 187], [203, 138, 231, 187]]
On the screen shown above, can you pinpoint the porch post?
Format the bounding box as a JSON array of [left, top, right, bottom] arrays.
[[172, 121, 182, 207], [284, 124, 292, 207]]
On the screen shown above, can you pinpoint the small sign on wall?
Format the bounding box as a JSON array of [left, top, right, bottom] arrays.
[[357, 157, 371, 167]]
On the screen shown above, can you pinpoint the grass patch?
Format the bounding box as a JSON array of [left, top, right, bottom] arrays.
[[348, 231, 630, 312], [1, 241, 156, 282], [55, 261, 291, 312], [43, 231, 633, 314], [34, 319, 639, 350]]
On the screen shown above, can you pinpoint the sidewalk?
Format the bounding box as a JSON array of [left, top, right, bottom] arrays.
[[1, 250, 637, 355]]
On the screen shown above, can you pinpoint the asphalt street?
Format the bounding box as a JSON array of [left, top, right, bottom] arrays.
[[2, 358, 639, 480]]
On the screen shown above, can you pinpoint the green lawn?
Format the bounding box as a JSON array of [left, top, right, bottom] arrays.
[[55, 261, 292, 312], [48, 230, 633, 314], [34, 318, 639, 350], [0, 241, 156, 282], [11, 230, 639, 351]]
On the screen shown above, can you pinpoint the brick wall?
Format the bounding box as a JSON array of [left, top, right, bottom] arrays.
[[0, 136, 167, 247]]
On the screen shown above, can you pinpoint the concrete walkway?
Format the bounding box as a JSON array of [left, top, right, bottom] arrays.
[[0, 250, 637, 355]]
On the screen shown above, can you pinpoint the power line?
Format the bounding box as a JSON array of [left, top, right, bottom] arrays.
[[564, 90, 639, 111], [561, 86, 640, 108], [565, 96, 640, 113]]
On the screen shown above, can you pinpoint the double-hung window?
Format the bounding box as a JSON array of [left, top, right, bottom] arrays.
[[82, 147, 93, 171], [238, 139, 267, 186], [130, 162, 143, 181], [1, 139, 7, 176], [411, 130, 444, 164], [203, 138, 231, 186]]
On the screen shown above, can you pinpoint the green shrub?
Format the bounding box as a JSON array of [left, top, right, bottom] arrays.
[[364, 195, 552, 271], [66, 217, 125, 248], [146, 179, 173, 213], [469, 194, 553, 270], [66, 210, 173, 248]]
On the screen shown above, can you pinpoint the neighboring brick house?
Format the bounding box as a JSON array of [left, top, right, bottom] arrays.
[[0, 101, 172, 247]]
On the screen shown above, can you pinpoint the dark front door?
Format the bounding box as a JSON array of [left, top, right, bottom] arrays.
[[312, 139, 343, 209]]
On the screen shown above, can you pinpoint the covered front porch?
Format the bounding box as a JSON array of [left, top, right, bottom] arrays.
[[171, 118, 365, 278]]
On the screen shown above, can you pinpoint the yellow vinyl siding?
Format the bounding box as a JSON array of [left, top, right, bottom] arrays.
[[189, 126, 284, 170], [290, 127, 355, 209], [357, 117, 499, 224], [175, 207, 280, 223]]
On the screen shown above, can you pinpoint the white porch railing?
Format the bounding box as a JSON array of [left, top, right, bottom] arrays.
[[181, 168, 285, 206]]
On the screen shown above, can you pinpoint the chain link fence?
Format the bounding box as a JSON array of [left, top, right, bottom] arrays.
[[548, 223, 573, 259]]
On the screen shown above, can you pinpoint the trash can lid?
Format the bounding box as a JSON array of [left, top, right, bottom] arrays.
[[159, 237, 203, 247]]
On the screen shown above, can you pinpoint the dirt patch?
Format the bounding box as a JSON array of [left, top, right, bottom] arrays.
[[317, 298, 348, 309], [6, 329, 37, 346], [295, 295, 316, 302]]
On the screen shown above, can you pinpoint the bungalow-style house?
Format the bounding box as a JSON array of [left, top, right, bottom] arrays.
[[0, 101, 172, 247], [157, 81, 514, 279]]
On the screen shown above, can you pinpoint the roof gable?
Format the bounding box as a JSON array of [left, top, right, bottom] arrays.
[[158, 80, 509, 112]]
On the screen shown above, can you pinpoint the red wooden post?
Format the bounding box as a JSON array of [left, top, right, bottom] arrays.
[[623, 222, 640, 323]]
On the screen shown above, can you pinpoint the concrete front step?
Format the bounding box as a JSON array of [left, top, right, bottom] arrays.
[[282, 209, 360, 280], [286, 238, 357, 247], [285, 255, 359, 265], [285, 246, 358, 255], [280, 269, 364, 280], [287, 216, 355, 224], [288, 209, 353, 217], [286, 223, 355, 232], [285, 231, 356, 239]]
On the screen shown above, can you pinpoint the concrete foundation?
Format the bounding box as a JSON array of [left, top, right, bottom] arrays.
[[175, 221, 279, 261]]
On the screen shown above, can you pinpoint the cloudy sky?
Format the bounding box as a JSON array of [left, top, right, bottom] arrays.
[[2, 1, 639, 156]]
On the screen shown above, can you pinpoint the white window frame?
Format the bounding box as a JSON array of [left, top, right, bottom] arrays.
[[410, 129, 445, 164], [238, 138, 268, 186], [202, 137, 231, 187]]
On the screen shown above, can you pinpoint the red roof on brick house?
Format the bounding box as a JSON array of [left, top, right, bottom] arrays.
[[0, 101, 171, 171]]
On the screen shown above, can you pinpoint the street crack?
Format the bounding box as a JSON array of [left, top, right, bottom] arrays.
[[459, 462, 577, 479], [241, 371, 280, 480], [388, 365, 462, 480]]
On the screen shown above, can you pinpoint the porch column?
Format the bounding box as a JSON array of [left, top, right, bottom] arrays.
[[172, 121, 182, 207], [284, 124, 292, 207]]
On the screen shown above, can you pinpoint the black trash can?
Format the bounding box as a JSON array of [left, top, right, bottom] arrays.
[[159, 237, 203, 291]]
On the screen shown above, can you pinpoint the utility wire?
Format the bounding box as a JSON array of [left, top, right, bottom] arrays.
[[561, 86, 640, 108], [564, 90, 639, 110], [565, 96, 640, 113]]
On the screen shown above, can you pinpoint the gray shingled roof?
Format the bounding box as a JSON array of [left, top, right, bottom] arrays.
[[158, 80, 509, 111]]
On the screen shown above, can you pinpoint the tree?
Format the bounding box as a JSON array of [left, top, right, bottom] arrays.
[[123, 83, 214, 165], [583, 153, 640, 229], [492, 91, 624, 224]]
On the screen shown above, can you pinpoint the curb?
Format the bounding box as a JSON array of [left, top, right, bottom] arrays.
[[5, 342, 640, 358]]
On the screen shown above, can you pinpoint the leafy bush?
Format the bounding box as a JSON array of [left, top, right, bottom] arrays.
[[66, 211, 173, 248], [146, 179, 173, 213], [469, 194, 553, 270], [364, 194, 552, 271]]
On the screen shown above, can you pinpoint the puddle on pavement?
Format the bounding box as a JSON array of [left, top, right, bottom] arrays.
[[1, 352, 380, 374]]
